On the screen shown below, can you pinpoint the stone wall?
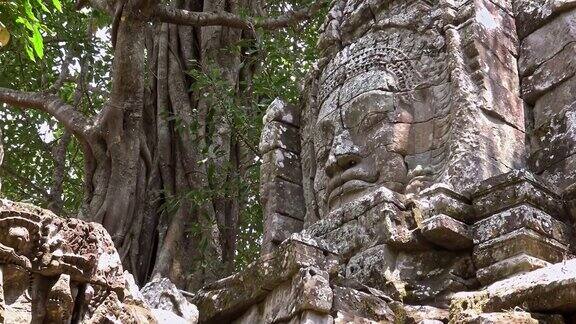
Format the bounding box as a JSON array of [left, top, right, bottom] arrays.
[[3, 0, 576, 322], [519, 2, 576, 191]]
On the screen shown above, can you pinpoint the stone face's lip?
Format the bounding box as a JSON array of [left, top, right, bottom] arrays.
[[328, 179, 374, 208], [326, 168, 377, 199]]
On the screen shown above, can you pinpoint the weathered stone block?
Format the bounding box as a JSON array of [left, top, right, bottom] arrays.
[[344, 244, 397, 294], [519, 9, 576, 76], [540, 153, 576, 191], [478, 80, 524, 130], [473, 228, 569, 269], [260, 148, 303, 185], [462, 6, 518, 57], [260, 267, 333, 323], [522, 43, 576, 104], [333, 311, 381, 324], [228, 267, 333, 324], [464, 40, 518, 86], [232, 305, 262, 324], [421, 214, 473, 250], [141, 277, 199, 323], [514, 0, 576, 38], [332, 286, 396, 322], [532, 75, 576, 128], [476, 253, 551, 285], [415, 184, 474, 225], [399, 305, 449, 324], [458, 10, 524, 130], [303, 187, 407, 236], [193, 239, 335, 322], [472, 170, 564, 221], [261, 179, 305, 220], [262, 213, 304, 250], [396, 250, 475, 302], [463, 312, 565, 323], [480, 258, 576, 312], [530, 109, 576, 173], [563, 183, 576, 223], [364, 203, 423, 251], [301, 311, 334, 324], [314, 218, 368, 257], [300, 187, 423, 257], [472, 204, 571, 244], [263, 98, 301, 127], [259, 121, 301, 154]]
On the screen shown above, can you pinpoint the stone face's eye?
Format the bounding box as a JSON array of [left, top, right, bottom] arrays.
[[315, 145, 330, 164], [360, 112, 387, 130], [342, 90, 394, 130], [315, 117, 336, 163]]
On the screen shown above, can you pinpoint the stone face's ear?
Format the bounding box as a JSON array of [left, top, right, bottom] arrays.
[[259, 99, 305, 255]]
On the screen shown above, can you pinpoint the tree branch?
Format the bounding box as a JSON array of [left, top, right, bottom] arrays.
[[0, 88, 90, 138], [79, 0, 114, 15], [48, 51, 75, 94], [0, 165, 51, 200], [153, 0, 326, 30]]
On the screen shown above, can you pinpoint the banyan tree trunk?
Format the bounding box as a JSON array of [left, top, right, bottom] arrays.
[[78, 0, 258, 290]]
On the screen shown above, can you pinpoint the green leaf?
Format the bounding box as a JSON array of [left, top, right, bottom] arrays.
[[15, 17, 34, 31], [31, 26, 43, 59], [23, 0, 38, 22], [36, 0, 50, 13], [24, 43, 36, 62], [51, 0, 62, 13]]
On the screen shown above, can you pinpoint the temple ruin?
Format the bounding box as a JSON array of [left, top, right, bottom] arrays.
[[193, 0, 576, 322], [3, 0, 576, 322]]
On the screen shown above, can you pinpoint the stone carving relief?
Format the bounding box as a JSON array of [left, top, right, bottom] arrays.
[[0, 199, 153, 323], [312, 28, 448, 216], [194, 0, 576, 322]]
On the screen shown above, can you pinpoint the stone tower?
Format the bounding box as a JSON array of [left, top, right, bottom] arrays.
[[194, 0, 576, 322]]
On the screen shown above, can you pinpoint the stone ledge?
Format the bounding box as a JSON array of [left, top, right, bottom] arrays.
[[476, 253, 551, 285], [453, 258, 576, 314], [471, 204, 572, 245], [473, 228, 569, 268], [471, 170, 564, 221], [421, 214, 473, 250], [192, 238, 337, 323], [415, 184, 474, 224]]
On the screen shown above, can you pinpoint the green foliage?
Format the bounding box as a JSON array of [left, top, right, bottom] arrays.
[[0, 0, 112, 213], [0, 0, 64, 61], [177, 0, 326, 269], [1, 0, 325, 271]]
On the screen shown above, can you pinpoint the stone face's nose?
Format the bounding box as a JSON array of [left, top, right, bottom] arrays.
[[325, 129, 362, 178]]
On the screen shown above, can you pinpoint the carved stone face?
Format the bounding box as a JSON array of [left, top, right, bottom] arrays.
[[311, 27, 449, 215], [314, 70, 411, 213]]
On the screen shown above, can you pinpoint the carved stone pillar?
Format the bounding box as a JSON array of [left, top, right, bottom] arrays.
[[259, 99, 305, 254], [518, 1, 576, 193]]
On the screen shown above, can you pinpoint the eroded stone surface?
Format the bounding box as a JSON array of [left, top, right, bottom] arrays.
[[451, 258, 576, 320], [0, 199, 165, 323], [141, 277, 199, 323]]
